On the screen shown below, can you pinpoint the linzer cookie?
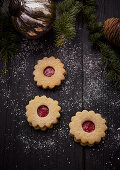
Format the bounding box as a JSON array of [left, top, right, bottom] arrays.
[[26, 96, 61, 130], [69, 110, 107, 146], [33, 56, 66, 89]]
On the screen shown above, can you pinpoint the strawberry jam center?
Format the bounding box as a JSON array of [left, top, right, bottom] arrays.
[[82, 121, 95, 133], [43, 66, 55, 77], [37, 105, 49, 117]]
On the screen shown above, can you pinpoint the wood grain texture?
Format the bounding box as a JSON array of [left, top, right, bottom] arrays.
[[0, 0, 120, 170], [83, 0, 120, 170]]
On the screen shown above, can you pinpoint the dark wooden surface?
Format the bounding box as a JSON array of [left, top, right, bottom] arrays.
[[0, 0, 120, 170]]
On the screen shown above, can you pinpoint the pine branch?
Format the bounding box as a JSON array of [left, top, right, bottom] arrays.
[[82, 0, 120, 89], [0, 1, 17, 74], [57, 0, 77, 15], [54, 0, 83, 47], [98, 42, 120, 77]]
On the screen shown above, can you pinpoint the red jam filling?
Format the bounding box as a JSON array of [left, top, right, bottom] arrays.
[[43, 66, 55, 77], [37, 105, 49, 117], [82, 121, 95, 133]]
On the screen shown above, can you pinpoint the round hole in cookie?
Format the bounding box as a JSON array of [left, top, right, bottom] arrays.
[[82, 121, 95, 133], [37, 105, 49, 117], [43, 66, 55, 77]]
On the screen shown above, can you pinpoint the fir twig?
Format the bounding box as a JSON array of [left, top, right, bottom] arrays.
[[54, 0, 83, 47], [55, 0, 120, 89], [82, 0, 120, 89], [0, 1, 17, 74]]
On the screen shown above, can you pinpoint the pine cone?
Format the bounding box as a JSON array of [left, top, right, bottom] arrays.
[[104, 18, 120, 47]]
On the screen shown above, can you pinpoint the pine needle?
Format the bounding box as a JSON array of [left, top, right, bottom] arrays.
[[83, 0, 120, 89], [54, 0, 83, 47], [0, 1, 17, 74]]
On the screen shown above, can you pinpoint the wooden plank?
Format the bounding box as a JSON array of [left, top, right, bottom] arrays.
[[83, 0, 120, 170], [0, 1, 84, 169]]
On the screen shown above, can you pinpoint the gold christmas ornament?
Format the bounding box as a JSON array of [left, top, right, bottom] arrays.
[[104, 18, 120, 47], [9, 0, 56, 38]]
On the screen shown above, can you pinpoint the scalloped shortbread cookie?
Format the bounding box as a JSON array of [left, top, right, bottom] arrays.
[[33, 56, 66, 89], [26, 96, 61, 130], [69, 110, 107, 146]]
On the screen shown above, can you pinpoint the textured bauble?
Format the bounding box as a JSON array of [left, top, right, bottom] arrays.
[[9, 0, 56, 39], [104, 18, 120, 47]]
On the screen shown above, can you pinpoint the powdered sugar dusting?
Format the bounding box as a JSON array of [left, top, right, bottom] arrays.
[[0, 32, 83, 160], [83, 45, 108, 104], [0, 29, 120, 169], [83, 44, 120, 169], [18, 134, 56, 153]]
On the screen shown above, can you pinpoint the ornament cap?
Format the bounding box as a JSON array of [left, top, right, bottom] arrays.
[[9, 0, 22, 17]]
